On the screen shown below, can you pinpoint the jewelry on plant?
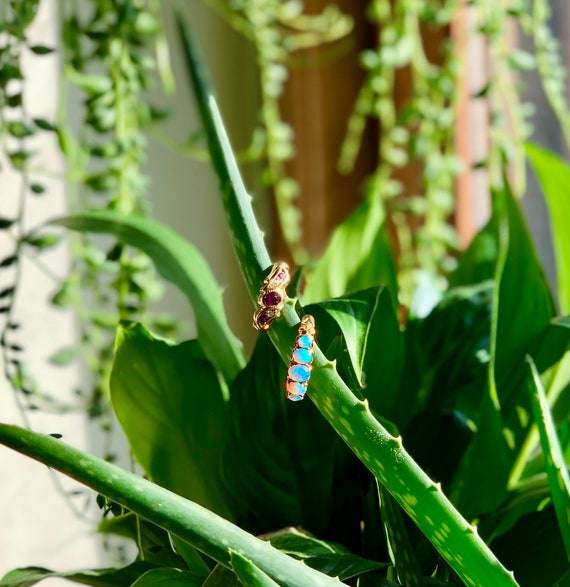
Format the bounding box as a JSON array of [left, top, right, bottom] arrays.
[[285, 314, 316, 402], [253, 261, 290, 331]]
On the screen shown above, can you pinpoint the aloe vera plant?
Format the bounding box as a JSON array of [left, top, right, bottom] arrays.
[[1, 16, 570, 587]]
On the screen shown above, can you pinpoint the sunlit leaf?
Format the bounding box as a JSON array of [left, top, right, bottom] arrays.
[[110, 322, 233, 519]]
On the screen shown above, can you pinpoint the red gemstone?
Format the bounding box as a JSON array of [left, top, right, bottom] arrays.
[[262, 291, 282, 307], [257, 308, 277, 326]]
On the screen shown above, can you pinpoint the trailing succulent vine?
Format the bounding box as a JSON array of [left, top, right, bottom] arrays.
[[0, 0, 59, 415], [203, 0, 352, 265], [0, 1, 176, 448], [55, 0, 176, 426]]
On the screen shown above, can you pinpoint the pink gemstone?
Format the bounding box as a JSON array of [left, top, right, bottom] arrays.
[[262, 291, 282, 307], [269, 271, 288, 287]]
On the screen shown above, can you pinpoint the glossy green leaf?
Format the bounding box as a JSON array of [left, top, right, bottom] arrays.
[[478, 475, 552, 543], [509, 317, 570, 486], [110, 322, 233, 519], [201, 565, 240, 586], [267, 528, 386, 580], [527, 356, 570, 559], [308, 287, 403, 423], [130, 568, 203, 587], [0, 424, 347, 587], [0, 562, 157, 587], [230, 553, 280, 587], [222, 335, 347, 537], [398, 283, 490, 488], [302, 197, 397, 307], [171, 536, 211, 579], [450, 184, 555, 518], [526, 143, 570, 315], [52, 211, 244, 384], [490, 506, 568, 587], [98, 514, 191, 569], [553, 569, 570, 586]]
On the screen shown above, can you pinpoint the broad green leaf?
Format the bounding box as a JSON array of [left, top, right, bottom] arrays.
[[308, 287, 403, 423], [510, 317, 570, 486], [400, 283, 491, 484], [450, 184, 555, 518], [378, 483, 425, 587], [527, 356, 570, 559], [526, 143, 570, 314], [171, 536, 212, 579], [266, 528, 386, 580], [0, 424, 347, 587], [301, 197, 397, 307], [130, 568, 203, 587], [478, 475, 552, 543], [202, 565, 240, 586], [98, 513, 193, 569], [230, 552, 280, 587], [222, 336, 348, 537], [110, 322, 233, 519], [490, 506, 568, 587], [0, 562, 157, 587], [52, 212, 244, 384], [179, 18, 520, 586], [553, 569, 570, 586]]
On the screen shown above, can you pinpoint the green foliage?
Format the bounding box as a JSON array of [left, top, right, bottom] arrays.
[[2, 2, 570, 587], [527, 143, 570, 315], [53, 212, 245, 384], [110, 323, 233, 519]]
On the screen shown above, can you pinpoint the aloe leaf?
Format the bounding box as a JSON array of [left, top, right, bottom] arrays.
[[130, 568, 203, 587], [301, 197, 397, 307], [526, 143, 570, 314], [230, 553, 280, 587], [526, 355, 570, 559], [0, 562, 157, 587], [178, 16, 519, 587], [378, 483, 425, 587], [0, 424, 346, 587], [51, 211, 245, 384], [110, 322, 233, 519]]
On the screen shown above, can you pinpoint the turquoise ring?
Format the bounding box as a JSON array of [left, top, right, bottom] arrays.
[[286, 314, 316, 402]]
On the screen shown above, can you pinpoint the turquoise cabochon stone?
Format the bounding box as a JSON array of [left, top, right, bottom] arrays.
[[287, 392, 305, 402], [297, 334, 313, 349], [286, 381, 306, 395], [288, 364, 311, 382], [292, 347, 313, 364]]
